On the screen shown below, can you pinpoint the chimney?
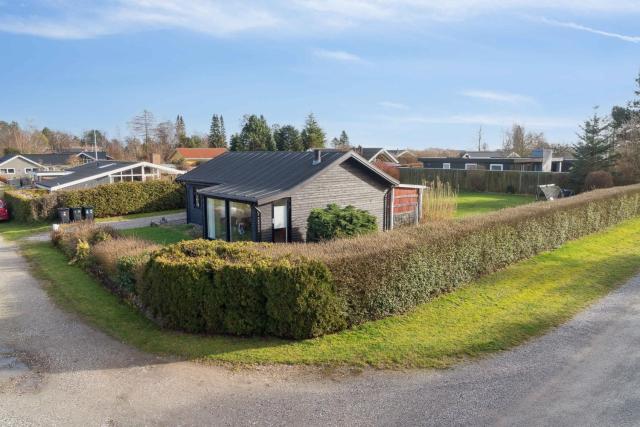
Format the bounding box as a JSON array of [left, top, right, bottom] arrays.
[[312, 149, 322, 165], [542, 149, 553, 172], [151, 153, 162, 165]]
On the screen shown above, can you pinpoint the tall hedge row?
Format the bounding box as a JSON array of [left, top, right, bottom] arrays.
[[5, 180, 185, 222], [140, 240, 346, 339], [304, 184, 640, 325]]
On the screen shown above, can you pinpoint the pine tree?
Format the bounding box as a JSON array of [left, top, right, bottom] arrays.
[[332, 130, 350, 149], [274, 125, 303, 151], [571, 107, 617, 188], [231, 115, 273, 151], [175, 115, 187, 146], [301, 113, 326, 150], [208, 114, 227, 148]]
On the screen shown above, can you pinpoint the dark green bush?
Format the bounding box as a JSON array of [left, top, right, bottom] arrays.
[[307, 203, 377, 242], [141, 240, 346, 338], [4, 189, 58, 222], [4, 180, 185, 222]]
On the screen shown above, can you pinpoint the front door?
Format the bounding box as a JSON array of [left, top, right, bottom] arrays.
[[272, 199, 289, 243]]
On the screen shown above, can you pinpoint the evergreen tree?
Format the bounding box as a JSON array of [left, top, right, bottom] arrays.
[[229, 133, 243, 151], [208, 114, 227, 148], [231, 115, 273, 151], [301, 113, 326, 150], [571, 107, 617, 188], [332, 130, 350, 149], [175, 115, 186, 142], [274, 125, 303, 151]]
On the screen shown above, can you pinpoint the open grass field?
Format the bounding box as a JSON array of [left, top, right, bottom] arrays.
[[455, 192, 535, 218], [120, 224, 197, 244], [19, 215, 640, 368]]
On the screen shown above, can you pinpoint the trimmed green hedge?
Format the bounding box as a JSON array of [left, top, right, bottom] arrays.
[[5, 180, 185, 222], [307, 203, 377, 242], [141, 240, 346, 339], [4, 189, 58, 223], [314, 185, 640, 325]]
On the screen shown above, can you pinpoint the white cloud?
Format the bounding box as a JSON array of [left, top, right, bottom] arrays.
[[461, 90, 535, 104], [378, 101, 410, 110], [313, 48, 364, 62], [2, 0, 640, 39], [535, 17, 640, 43], [0, 0, 280, 39], [380, 113, 578, 128]]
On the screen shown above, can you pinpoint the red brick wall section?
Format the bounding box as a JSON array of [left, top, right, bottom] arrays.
[[393, 187, 419, 214]]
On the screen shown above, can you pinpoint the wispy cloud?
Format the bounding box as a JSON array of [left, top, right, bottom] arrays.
[[378, 101, 409, 110], [461, 90, 535, 104], [379, 113, 577, 128], [535, 16, 640, 43], [313, 48, 364, 62], [2, 1, 640, 39], [0, 0, 279, 39]]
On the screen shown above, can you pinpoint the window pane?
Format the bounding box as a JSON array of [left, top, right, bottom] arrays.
[[229, 201, 252, 241], [207, 198, 227, 240]]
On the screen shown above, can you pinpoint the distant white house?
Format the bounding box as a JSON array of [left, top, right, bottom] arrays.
[[35, 161, 184, 191]]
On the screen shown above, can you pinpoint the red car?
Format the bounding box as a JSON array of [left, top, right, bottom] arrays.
[[0, 200, 10, 221]]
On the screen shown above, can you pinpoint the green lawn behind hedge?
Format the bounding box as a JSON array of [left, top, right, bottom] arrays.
[[120, 224, 195, 244], [21, 216, 640, 368], [455, 192, 535, 218]]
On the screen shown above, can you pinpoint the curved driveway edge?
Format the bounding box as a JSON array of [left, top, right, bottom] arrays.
[[1, 235, 640, 426]]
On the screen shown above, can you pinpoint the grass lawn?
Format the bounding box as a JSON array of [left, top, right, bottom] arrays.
[[456, 192, 535, 218], [20, 216, 640, 368], [0, 209, 186, 241], [0, 221, 51, 241], [120, 224, 196, 244], [95, 209, 184, 223]]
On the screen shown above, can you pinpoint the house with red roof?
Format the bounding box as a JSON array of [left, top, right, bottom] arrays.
[[169, 147, 227, 168]]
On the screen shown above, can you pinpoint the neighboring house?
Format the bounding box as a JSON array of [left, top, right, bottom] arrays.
[[0, 155, 46, 178], [355, 147, 399, 164], [177, 150, 401, 243], [24, 151, 113, 170], [35, 161, 184, 191], [169, 147, 228, 168], [419, 149, 573, 172]]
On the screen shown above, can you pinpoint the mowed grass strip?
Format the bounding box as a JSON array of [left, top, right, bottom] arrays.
[[20, 216, 640, 368], [120, 224, 196, 244], [455, 192, 535, 218]]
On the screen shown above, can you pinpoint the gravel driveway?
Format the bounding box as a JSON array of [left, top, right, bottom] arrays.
[[2, 235, 640, 426]]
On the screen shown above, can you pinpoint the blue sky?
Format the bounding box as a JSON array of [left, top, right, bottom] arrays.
[[1, 1, 639, 150]]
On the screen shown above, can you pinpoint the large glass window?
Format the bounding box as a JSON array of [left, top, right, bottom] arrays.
[[229, 201, 253, 241], [206, 198, 227, 240]]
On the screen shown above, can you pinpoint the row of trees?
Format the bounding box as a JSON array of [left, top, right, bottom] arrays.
[[1, 110, 349, 162], [210, 113, 349, 152], [570, 72, 640, 188]]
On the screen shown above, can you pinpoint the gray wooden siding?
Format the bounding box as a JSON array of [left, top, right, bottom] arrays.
[[256, 202, 273, 242], [0, 157, 39, 177], [290, 159, 389, 242]]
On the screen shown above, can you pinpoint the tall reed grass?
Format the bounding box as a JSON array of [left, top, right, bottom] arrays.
[[421, 178, 458, 222]]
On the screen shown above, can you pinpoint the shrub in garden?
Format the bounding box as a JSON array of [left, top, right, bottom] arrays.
[[307, 203, 377, 242], [141, 240, 346, 338], [584, 171, 614, 191], [4, 189, 58, 222]]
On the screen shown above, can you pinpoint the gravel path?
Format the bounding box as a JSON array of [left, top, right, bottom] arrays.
[[2, 235, 640, 426], [23, 212, 187, 242]]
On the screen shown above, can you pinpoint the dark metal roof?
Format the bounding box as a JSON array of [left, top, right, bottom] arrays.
[[178, 150, 397, 204], [22, 151, 111, 166], [36, 161, 137, 189], [359, 147, 385, 161], [0, 154, 43, 167]]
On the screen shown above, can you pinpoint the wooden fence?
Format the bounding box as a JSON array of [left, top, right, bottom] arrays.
[[400, 168, 570, 195]]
